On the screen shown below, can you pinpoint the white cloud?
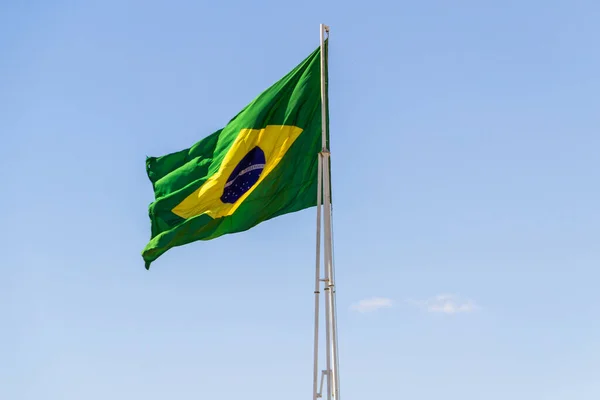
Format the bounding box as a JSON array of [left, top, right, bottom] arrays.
[[351, 297, 393, 313], [409, 294, 480, 315]]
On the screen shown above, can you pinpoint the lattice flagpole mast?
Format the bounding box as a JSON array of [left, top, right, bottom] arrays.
[[313, 23, 340, 400]]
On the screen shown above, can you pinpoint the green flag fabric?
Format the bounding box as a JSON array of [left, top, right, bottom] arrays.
[[142, 45, 326, 269]]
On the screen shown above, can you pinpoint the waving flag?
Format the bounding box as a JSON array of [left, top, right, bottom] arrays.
[[142, 45, 325, 269]]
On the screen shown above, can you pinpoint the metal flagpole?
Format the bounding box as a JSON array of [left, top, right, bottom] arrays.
[[322, 25, 340, 390], [312, 22, 341, 400], [319, 23, 334, 400]]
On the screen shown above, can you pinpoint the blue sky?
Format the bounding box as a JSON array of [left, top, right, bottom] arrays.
[[2, 0, 600, 399]]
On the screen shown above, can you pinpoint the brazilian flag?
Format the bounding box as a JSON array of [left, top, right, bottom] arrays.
[[142, 44, 327, 269]]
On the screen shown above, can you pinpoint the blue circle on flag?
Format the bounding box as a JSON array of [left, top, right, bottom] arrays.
[[221, 146, 266, 204]]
